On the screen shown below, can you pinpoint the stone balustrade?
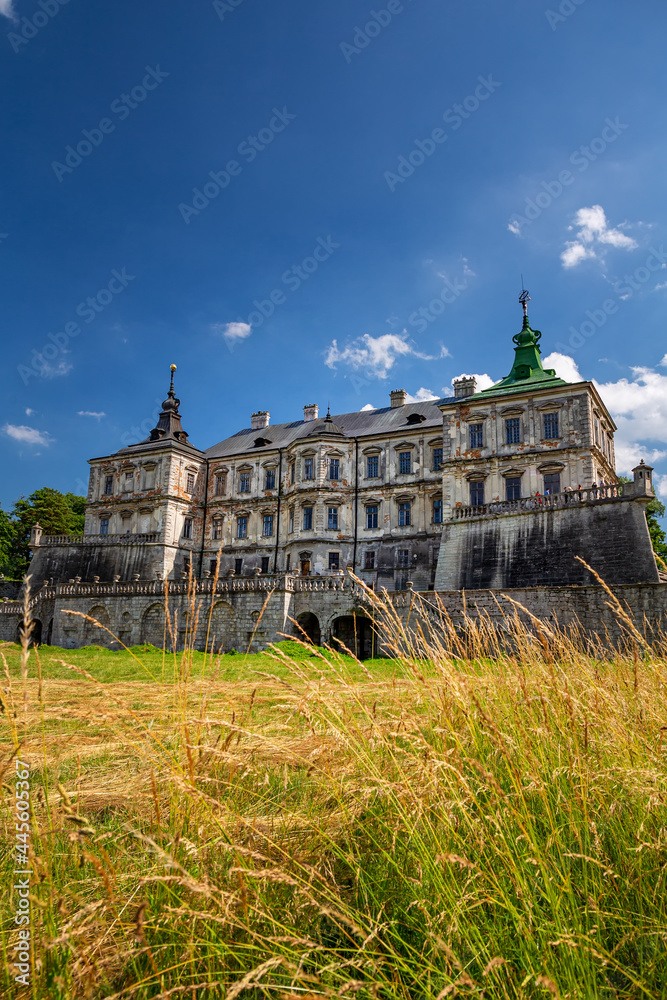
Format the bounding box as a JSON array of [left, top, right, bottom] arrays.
[[452, 483, 629, 521], [37, 532, 162, 546]]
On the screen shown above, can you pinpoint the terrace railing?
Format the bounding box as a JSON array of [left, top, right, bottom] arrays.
[[452, 483, 628, 521]]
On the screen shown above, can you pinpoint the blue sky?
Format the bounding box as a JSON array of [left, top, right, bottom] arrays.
[[2, 0, 667, 509]]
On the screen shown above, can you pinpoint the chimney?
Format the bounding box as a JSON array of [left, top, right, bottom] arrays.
[[303, 403, 319, 422], [390, 389, 407, 408], [453, 376, 477, 399], [251, 410, 270, 430]]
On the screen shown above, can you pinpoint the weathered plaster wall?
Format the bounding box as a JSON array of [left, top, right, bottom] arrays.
[[435, 497, 659, 591]]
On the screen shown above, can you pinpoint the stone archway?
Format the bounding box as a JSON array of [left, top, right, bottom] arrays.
[[85, 606, 111, 646], [331, 613, 375, 660], [16, 618, 42, 647], [141, 603, 167, 648], [296, 612, 321, 646], [204, 601, 237, 654]]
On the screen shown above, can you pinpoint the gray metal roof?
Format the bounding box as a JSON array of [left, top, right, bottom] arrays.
[[205, 397, 456, 459]]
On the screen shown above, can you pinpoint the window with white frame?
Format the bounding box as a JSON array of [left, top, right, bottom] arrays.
[[104, 474, 114, 496], [262, 514, 274, 537], [366, 504, 378, 529], [237, 516, 248, 539], [398, 501, 411, 526], [303, 457, 314, 480], [469, 423, 484, 449], [366, 455, 379, 478], [505, 418, 521, 445], [212, 518, 223, 540], [100, 517, 109, 536], [327, 506, 339, 530], [265, 469, 276, 490], [239, 471, 251, 493], [432, 447, 443, 471], [329, 457, 340, 480]]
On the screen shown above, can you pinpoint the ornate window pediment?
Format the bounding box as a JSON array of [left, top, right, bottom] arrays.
[[362, 446, 382, 455], [538, 461, 565, 473], [501, 467, 525, 478], [393, 441, 416, 451], [465, 470, 488, 481], [536, 400, 563, 412], [500, 406, 525, 417], [463, 412, 489, 422]]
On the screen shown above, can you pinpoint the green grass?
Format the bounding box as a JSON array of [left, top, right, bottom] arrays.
[[2, 593, 667, 999]]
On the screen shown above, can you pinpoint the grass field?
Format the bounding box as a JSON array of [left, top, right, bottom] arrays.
[[2, 592, 667, 999]]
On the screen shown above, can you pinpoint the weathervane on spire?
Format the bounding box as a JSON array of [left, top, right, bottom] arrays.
[[169, 363, 177, 396], [519, 279, 530, 318]]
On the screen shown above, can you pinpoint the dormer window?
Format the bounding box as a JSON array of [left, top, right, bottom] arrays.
[[406, 413, 426, 424], [254, 437, 271, 447]]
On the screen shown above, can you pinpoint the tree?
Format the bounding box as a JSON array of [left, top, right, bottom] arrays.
[[0, 505, 15, 575], [10, 488, 86, 578], [646, 497, 667, 564]]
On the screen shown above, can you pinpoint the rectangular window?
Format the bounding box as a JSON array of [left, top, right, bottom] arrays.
[[366, 504, 378, 529], [303, 506, 313, 530], [470, 481, 485, 506], [304, 457, 314, 480], [469, 423, 484, 449], [234, 558, 243, 575], [327, 506, 339, 530], [395, 575, 408, 592], [262, 514, 274, 537], [364, 550, 375, 570], [209, 559, 218, 576], [398, 502, 411, 526], [505, 418, 521, 445], [329, 551, 340, 571], [432, 447, 443, 471], [239, 472, 251, 493], [288, 509, 294, 533], [100, 517, 109, 536], [237, 516, 248, 539], [183, 518, 193, 539], [261, 556, 270, 573], [544, 413, 560, 440], [286, 554, 291, 572], [104, 475, 113, 496], [214, 473, 226, 496], [398, 549, 410, 568], [366, 455, 379, 478], [433, 498, 443, 524], [505, 477, 522, 501], [398, 451, 412, 474], [186, 472, 196, 493], [329, 458, 340, 480], [289, 462, 295, 484], [124, 471, 134, 490], [212, 519, 223, 539], [543, 472, 561, 495], [265, 469, 276, 490]]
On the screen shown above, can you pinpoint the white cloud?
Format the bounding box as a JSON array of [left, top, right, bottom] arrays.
[[325, 332, 445, 379], [660, 354, 667, 367], [405, 387, 439, 403], [542, 352, 583, 383], [561, 205, 638, 269], [25, 408, 34, 416], [3, 424, 53, 447], [32, 356, 73, 379], [0, 1, 15, 18], [654, 282, 667, 292], [360, 403, 376, 411], [77, 410, 106, 420], [507, 220, 522, 236], [655, 474, 667, 499], [214, 321, 252, 344]]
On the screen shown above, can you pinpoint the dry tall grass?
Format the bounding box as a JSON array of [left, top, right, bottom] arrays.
[[2, 578, 667, 999]]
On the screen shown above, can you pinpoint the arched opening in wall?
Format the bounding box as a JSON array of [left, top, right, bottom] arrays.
[[296, 612, 321, 646], [16, 618, 42, 647], [206, 601, 237, 654], [142, 603, 167, 649], [331, 613, 376, 660], [85, 606, 112, 646], [46, 618, 54, 646]]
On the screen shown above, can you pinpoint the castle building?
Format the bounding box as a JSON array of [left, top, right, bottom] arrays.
[[22, 295, 659, 643]]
